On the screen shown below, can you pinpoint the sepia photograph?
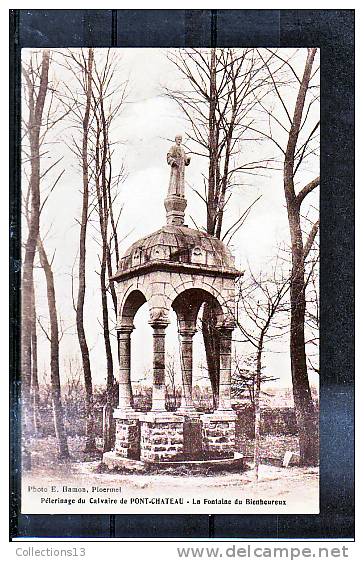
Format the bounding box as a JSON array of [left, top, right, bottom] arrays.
[[20, 45, 320, 515]]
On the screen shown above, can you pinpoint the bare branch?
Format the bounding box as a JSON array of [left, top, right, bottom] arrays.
[[296, 176, 320, 207]]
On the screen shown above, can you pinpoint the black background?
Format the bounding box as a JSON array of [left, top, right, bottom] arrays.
[[9, 9, 355, 540]]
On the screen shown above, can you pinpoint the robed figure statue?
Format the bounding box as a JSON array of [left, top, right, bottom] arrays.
[[167, 135, 191, 198]]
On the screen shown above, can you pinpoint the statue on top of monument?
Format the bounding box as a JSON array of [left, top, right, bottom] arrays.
[[166, 134, 191, 198]]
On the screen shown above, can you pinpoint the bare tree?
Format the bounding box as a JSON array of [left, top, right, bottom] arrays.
[[77, 49, 96, 452], [232, 352, 278, 406], [21, 50, 50, 434], [58, 49, 97, 452], [22, 49, 69, 457], [37, 237, 70, 458], [165, 48, 278, 406], [245, 48, 320, 465], [60, 49, 127, 452], [235, 264, 290, 479], [87, 50, 128, 451]]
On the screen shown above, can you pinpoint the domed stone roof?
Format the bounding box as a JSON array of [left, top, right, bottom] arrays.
[[112, 224, 239, 280]]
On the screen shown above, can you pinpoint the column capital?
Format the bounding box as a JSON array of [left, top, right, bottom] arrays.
[[216, 323, 235, 336], [149, 319, 170, 330], [149, 308, 170, 329], [117, 324, 134, 334], [179, 327, 197, 338]]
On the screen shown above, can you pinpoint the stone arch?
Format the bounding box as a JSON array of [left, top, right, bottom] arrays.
[[171, 287, 224, 329], [165, 278, 233, 325], [119, 288, 147, 328]]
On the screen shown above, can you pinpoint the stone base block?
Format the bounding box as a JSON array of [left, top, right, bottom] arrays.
[[102, 450, 246, 473], [201, 411, 237, 460], [183, 418, 203, 460], [140, 412, 185, 462], [114, 416, 140, 460]]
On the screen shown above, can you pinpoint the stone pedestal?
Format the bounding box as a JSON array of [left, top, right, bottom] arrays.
[[164, 195, 187, 226], [183, 417, 203, 460], [140, 412, 185, 462], [113, 409, 140, 460], [201, 411, 237, 460]]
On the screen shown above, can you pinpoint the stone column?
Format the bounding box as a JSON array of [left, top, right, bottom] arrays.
[[179, 328, 197, 413], [150, 320, 169, 411], [139, 318, 184, 463], [117, 325, 134, 411], [106, 325, 141, 463], [218, 326, 234, 411], [201, 325, 236, 460]]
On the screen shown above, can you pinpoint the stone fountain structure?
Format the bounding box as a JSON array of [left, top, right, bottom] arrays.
[[103, 136, 241, 468]]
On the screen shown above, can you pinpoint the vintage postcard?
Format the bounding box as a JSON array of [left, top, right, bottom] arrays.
[[19, 46, 320, 515]]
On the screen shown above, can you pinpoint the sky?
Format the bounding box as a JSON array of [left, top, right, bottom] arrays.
[[22, 47, 320, 391]]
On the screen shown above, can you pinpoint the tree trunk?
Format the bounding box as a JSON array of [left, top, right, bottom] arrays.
[[76, 49, 96, 453], [288, 210, 318, 465], [37, 238, 70, 459], [100, 247, 115, 452], [207, 48, 218, 235], [95, 106, 115, 453], [21, 50, 50, 436], [106, 162, 119, 317], [30, 278, 41, 435], [202, 303, 220, 409], [284, 48, 319, 466], [254, 341, 263, 481]]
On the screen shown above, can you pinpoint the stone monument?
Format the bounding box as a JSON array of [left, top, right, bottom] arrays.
[[164, 134, 191, 226], [103, 136, 242, 468]]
